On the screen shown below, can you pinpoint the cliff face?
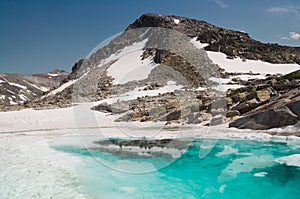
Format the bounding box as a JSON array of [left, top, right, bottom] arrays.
[[127, 13, 300, 64]]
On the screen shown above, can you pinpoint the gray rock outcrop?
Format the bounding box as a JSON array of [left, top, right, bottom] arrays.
[[229, 106, 298, 130]]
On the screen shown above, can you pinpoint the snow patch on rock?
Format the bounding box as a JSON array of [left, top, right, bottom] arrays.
[[174, 19, 180, 24]]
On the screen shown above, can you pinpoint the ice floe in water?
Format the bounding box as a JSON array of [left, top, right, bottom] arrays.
[[254, 172, 268, 177], [215, 145, 238, 157], [275, 154, 300, 167], [218, 155, 275, 182], [219, 184, 226, 193]]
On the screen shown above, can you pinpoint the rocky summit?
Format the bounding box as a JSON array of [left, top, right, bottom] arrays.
[[128, 13, 300, 65], [1, 13, 299, 133]]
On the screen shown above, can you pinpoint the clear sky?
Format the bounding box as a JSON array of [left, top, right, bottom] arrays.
[[1, 0, 300, 74]]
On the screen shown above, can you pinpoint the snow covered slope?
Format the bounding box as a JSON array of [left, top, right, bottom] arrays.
[[106, 39, 158, 84], [207, 51, 299, 75], [49, 35, 299, 100], [190, 39, 300, 75]]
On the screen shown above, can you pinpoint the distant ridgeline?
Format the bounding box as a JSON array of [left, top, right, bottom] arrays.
[[0, 70, 69, 107]]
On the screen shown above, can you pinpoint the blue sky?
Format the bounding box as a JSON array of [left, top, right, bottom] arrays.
[[1, 0, 300, 74]]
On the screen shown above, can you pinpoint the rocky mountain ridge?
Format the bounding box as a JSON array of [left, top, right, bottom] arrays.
[[0, 69, 69, 108], [128, 13, 300, 64]]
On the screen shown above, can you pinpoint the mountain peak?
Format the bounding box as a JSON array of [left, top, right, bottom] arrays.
[[126, 13, 211, 37], [127, 13, 300, 65]]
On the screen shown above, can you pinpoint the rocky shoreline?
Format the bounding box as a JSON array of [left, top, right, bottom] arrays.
[[94, 70, 300, 131]]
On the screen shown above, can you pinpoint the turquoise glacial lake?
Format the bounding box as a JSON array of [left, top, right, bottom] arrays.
[[52, 138, 300, 199]]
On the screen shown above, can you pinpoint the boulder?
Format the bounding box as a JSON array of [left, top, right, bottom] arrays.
[[186, 102, 201, 113], [230, 92, 247, 103], [245, 92, 258, 101], [256, 89, 272, 101], [93, 103, 128, 114], [232, 98, 260, 114], [210, 115, 227, 126], [273, 79, 290, 91], [286, 100, 300, 116], [187, 112, 200, 124], [115, 113, 132, 122], [226, 110, 240, 118], [229, 106, 298, 130], [161, 110, 181, 121]]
